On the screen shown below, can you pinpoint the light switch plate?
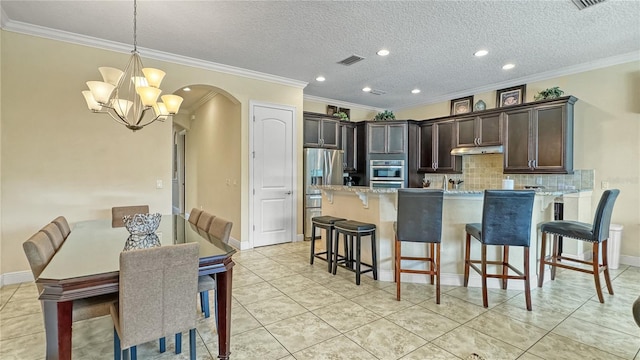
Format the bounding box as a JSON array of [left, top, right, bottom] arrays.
[[601, 181, 609, 190], [156, 179, 163, 189]]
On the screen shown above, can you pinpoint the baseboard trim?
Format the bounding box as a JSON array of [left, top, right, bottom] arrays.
[[620, 255, 640, 267], [295, 234, 304, 242], [1, 271, 33, 287]]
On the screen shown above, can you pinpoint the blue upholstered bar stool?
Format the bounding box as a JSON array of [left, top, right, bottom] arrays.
[[394, 189, 444, 303], [310, 216, 346, 272], [464, 190, 535, 310], [538, 189, 620, 303], [333, 220, 378, 285]]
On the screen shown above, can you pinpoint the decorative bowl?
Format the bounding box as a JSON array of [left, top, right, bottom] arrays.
[[122, 213, 161, 235], [123, 234, 161, 251]]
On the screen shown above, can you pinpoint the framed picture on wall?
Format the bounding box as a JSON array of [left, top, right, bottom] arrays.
[[327, 105, 338, 116], [496, 85, 526, 108], [450, 96, 474, 115]]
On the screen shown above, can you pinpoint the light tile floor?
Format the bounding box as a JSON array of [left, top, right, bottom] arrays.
[[1, 240, 639, 359]]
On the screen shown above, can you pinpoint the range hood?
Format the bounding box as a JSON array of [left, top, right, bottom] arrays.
[[450, 145, 504, 156]]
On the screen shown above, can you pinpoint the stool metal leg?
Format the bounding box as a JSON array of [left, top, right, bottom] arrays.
[[355, 233, 362, 285], [371, 231, 378, 280], [310, 224, 317, 265], [326, 227, 333, 273], [332, 231, 340, 275]]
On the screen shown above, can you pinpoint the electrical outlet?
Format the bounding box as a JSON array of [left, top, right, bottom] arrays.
[[601, 181, 609, 190]]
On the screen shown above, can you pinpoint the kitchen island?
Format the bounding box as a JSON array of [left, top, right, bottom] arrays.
[[315, 185, 592, 289]]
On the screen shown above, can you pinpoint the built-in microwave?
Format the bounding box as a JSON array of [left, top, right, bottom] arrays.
[[370, 160, 405, 181]]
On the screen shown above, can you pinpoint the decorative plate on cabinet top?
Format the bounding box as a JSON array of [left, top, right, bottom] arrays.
[[474, 100, 486, 111]]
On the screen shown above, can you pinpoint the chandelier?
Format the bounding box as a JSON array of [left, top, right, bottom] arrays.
[[81, 0, 183, 131]]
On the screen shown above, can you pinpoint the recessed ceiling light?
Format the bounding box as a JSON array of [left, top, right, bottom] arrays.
[[377, 49, 390, 56], [362, 87, 372, 92], [502, 63, 515, 70], [474, 50, 488, 57], [411, 89, 421, 94], [316, 76, 325, 82], [182, 87, 191, 92]]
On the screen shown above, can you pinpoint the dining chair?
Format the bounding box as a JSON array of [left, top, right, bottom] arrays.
[[199, 217, 233, 321], [40, 222, 65, 250], [196, 211, 214, 231], [464, 190, 535, 310], [111, 243, 199, 360], [188, 208, 202, 226], [394, 189, 444, 303], [538, 189, 620, 303], [51, 216, 71, 239], [111, 205, 150, 228], [23, 231, 116, 321]]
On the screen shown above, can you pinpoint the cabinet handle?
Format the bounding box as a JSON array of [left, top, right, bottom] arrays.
[[434, 162, 438, 170], [474, 138, 479, 146], [320, 138, 324, 146], [532, 159, 537, 168]]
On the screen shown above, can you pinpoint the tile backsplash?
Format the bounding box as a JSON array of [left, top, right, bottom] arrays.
[[423, 154, 594, 191]]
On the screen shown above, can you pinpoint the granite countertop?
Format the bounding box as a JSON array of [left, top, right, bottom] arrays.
[[313, 185, 582, 196]]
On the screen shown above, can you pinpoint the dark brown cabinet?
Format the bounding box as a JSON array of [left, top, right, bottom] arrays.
[[456, 113, 502, 147], [503, 96, 576, 174], [367, 122, 407, 154], [341, 121, 365, 173], [303, 112, 340, 148], [417, 119, 462, 173]]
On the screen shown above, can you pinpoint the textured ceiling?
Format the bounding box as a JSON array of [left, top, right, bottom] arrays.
[[2, 0, 639, 111]]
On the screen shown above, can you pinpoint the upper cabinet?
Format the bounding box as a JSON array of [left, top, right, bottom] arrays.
[[303, 112, 340, 149], [456, 113, 502, 147], [417, 119, 462, 173], [341, 121, 365, 173], [503, 96, 576, 174], [367, 122, 407, 154]]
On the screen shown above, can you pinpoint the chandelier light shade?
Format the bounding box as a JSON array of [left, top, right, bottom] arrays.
[[81, 0, 182, 131]]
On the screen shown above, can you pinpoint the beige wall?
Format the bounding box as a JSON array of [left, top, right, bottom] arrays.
[[185, 93, 242, 240], [303, 99, 378, 122], [0, 31, 303, 275], [396, 61, 640, 259]]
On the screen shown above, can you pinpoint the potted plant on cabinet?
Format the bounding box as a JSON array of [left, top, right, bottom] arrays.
[[534, 87, 565, 101], [373, 110, 396, 121]]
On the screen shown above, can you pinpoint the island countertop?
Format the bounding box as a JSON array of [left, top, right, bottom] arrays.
[[313, 184, 580, 197]]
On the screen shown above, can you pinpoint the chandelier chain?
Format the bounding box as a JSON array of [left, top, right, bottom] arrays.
[[133, 0, 137, 52]]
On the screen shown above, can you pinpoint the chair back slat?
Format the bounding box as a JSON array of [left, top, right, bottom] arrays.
[[396, 189, 444, 243], [188, 208, 203, 225], [52, 216, 71, 239], [592, 189, 620, 242], [23, 231, 56, 279], [208, 217, 233, 243], [481, 190, 535, 246], [112, 205, 149, 228], [118, 243, 198, 349], [196, 211, 214, 231]]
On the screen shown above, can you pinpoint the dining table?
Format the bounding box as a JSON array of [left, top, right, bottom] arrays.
[[36, 214, 236, 360]]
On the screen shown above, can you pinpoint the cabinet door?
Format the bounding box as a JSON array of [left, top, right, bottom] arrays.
[[503, 109, 533, 172], [303, 117, 321, 147], [478, 113, 502, 145], [368, 124, 387, 153], [342, 123, 357, 173], [435, 121, 458, 172], [387, 124, 407, 153], [320, 118, 340, 149], [534, 105, 566, 171], [418, 123, 435, 172], [456, 117, 477, 147]]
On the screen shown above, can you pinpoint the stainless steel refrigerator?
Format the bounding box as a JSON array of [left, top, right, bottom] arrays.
[[304, 148, 344, 239]]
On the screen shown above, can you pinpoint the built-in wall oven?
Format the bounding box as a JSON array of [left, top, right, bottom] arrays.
[[370, 159, 405, 189]]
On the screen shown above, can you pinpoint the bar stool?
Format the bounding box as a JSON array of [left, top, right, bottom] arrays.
[[310, 216, 345, 272], [464, 190, 535, 310], [333, 220, 378, 285], [538, 189, 620, 303], [395, 189, 444, 303]]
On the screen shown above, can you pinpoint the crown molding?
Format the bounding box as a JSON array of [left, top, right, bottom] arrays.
[[1, 19, 308, 90], [396, 51, 640, 112], [304, 95, 383, 113]]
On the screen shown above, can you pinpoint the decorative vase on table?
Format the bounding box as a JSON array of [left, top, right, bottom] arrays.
[[123, 213, 162, 235]]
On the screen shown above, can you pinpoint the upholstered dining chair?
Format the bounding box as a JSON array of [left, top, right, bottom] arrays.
[[394, 189, 444, 303], [188, 208, 202, 226], [51, 216, 71, 239], [538, 189, 620, 303], [198, 217, 233, 321], [196, 211, 214, 231], [23, 231, 116, 322], [111, 243, 199, 360], [112, 205, 150, 228], [464, 190, 535, 310], [40, 222, 65, 250]]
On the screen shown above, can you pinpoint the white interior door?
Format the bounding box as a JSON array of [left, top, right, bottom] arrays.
[[251, 103, 295, 247]]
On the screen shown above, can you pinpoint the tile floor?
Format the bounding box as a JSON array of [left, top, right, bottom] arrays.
[[1, 240, 639, 359]]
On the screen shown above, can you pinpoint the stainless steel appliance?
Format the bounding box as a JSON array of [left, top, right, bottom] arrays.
[[369, 159, 405, 189], [304, 148, 344, 239]]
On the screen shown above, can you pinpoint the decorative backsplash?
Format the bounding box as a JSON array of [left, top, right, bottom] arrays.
[[423, 154, 594, 190]]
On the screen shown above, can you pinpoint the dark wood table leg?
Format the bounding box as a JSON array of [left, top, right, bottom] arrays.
[[43, 300, 73, 360], [216, 268, 233, 360]]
